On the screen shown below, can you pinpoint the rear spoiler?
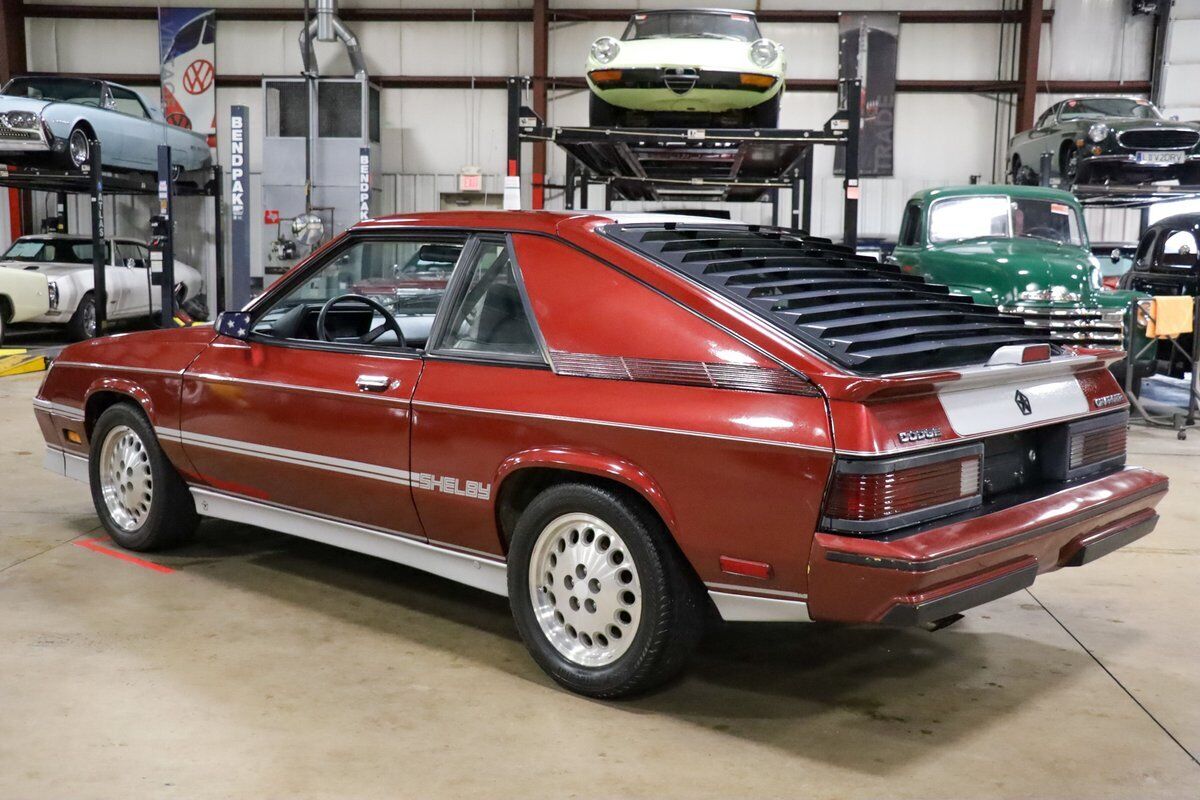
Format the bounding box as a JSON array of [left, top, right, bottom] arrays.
[[813, 344, 1123, 402]]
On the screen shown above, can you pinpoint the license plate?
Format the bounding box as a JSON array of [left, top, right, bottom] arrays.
[[1136, 150, 1185, 165]]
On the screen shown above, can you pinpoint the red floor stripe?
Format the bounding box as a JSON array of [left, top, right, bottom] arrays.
[[73, 538, 174, 574]]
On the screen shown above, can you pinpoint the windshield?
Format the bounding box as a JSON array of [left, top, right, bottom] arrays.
[[928, 196, 1085, 247], [3, 77, 105, 107], [1059, 97, 1162, 121], [1, 239, 109, 263], [621, 12, 761, 42]]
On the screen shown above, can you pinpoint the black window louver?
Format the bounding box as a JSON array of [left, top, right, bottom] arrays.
[[606, 224, 1050, 375]]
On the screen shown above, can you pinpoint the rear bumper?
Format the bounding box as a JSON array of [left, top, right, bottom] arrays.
[[808, 466, 1168, 624]]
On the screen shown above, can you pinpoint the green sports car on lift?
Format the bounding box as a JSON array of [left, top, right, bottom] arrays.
[[1008, 96, 1200, 187], [889, 185, 1154, 390]]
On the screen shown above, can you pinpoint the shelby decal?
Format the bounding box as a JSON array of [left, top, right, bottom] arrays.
[[897, 427, 941, 443], [414, 473, 492, 501], [1093, 392, 1125, 409]]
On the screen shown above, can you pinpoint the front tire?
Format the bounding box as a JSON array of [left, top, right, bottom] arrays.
[[507, 482, 706, 698], [67, 127, 91, 170], [750, 94, 781, 128], [589, 93, 621, 127], [89, 404, 198, 551], [67, 292, 97, 340]]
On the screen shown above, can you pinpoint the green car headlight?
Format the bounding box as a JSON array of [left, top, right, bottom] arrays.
[[750, 39, 779, 68], [591, 37, 620, 64], [1087, 122, 1110, 143]]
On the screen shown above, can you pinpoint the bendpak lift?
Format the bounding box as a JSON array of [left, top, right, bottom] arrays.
[[0, 145, 224, 336], [506, 76, 863, 247]]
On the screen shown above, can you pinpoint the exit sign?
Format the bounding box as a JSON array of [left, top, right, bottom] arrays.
[[459, 172, 483, 192]]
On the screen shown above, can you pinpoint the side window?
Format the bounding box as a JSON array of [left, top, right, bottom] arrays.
[[109, 87, 150, 119], [115, 242, 146, 267], [897, 202, 921, 246], [252, 237, 465, 349], [1160, 229, 1199, 267], [1035, 104, 1056, 130], [434, 238, 542, 360]]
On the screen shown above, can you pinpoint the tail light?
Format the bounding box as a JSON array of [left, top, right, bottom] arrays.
[[1042, 410, 1128, 481], [822, 444, 984, 534]]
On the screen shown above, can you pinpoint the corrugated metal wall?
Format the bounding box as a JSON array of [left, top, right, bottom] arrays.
[[13, 0, 1162, 273]]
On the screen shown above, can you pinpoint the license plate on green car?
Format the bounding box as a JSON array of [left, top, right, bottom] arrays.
[[1136, 151, 1185, 165]]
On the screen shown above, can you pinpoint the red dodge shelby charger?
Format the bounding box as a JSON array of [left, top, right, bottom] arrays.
[[34, 212, 1168, 697]]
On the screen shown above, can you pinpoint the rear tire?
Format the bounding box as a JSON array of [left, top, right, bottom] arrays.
[[89, 403, 199, 552], [67, 292, 97, 340], [507, 482, 706, 698]]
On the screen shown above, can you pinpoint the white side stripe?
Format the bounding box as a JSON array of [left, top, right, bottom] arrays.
[[33, 398, 85, 421]]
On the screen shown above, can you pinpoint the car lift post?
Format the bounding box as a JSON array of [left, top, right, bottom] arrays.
[[212, 165, 226, 314], [842, 78, 861, 250], [1039, 151, 1053, 187], [88, 140, 106, 336], [564, 157, 576, 211], [505, 77, 522, 210], [156, 145, 176, 328], [580, 170, 590, 209]]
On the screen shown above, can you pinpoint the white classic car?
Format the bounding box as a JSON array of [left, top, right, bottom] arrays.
[[0, 265, 49, 345], [586, 8, 786, 128], [0, 77, 211, 176], [0, 234, 203, 340]]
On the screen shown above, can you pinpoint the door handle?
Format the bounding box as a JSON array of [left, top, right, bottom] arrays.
[[356, 374, 391, 392]]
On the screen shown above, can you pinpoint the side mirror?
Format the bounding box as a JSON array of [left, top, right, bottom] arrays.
[[1110, 248, 1121, 263], [215, 311, 252, 340]]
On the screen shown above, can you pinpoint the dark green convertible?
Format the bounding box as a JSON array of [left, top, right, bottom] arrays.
[[889, 185, 1153, 387], [1007, 96, 1200, 186]]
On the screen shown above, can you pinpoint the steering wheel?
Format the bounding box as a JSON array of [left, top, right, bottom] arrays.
[[316, 294, 407, 347], [1023, 226, 1063, 241]]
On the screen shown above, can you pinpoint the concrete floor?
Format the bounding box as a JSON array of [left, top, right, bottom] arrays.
[[1, 371, 1198, 799]]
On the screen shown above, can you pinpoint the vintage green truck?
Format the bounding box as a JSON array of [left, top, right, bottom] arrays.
[[888, 184, 1152, 388]]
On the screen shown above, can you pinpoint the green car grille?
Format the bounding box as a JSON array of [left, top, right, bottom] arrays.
[[996, 305, 1125, 346]]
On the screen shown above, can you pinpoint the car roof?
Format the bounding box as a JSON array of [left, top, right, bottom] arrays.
[[908, 184, 1081, 206], [633, 8, 757, 17], [1146, 213, 1200, 231]]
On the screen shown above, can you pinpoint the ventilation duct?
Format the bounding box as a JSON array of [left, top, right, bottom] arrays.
[[299, 0, 367, 80]]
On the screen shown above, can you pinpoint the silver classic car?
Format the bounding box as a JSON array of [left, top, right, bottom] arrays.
[[0, 77, 211, 175]]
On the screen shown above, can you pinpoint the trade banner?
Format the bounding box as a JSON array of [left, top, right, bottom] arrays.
[[158, 8, 216, 150], [836, 12, 898, 177]]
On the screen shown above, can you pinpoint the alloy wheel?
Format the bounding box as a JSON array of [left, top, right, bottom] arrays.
[[528, 512, 643, 668], [99, 424, 154, 531]]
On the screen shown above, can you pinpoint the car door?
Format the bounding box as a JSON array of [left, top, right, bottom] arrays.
[[178, 232, 468, 537], [110, 241, 153, 317], [107, 85, 160, 171]]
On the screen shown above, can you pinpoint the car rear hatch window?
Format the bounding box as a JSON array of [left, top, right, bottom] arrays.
[[606, 223, 1047, 375]]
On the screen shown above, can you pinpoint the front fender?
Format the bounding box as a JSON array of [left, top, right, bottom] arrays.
[[946, 284, 1000, 307], [84, 377, 157, 430], [494, 446, 678, 535]]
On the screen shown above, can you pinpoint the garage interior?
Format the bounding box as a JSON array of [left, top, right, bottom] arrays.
[[2, 1, 1199, 798]]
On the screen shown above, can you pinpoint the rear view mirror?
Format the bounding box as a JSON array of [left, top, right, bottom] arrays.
[[215, 311, 252, 340]]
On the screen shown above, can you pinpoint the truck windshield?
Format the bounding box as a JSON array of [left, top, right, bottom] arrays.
[[928, 196, 1085, 247], [3, 77, 105, 107], [622, 12, 761, 42]]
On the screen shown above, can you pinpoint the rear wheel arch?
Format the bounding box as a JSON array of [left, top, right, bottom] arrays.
[[0, 295, 12, 323], [493, 452, 679, 552]]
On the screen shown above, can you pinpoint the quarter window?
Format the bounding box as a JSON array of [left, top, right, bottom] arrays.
[[109, 86, 150, 119], [435, 239, 542, 359], [1160, 229, 1199, 267]]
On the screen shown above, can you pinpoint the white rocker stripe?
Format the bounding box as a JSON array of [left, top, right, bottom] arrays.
[[707, 590, 811, 622], [190, 488, 509, 597]]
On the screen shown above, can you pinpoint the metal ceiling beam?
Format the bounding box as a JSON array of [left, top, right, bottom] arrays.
[[22, 5, 1056, 24]]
